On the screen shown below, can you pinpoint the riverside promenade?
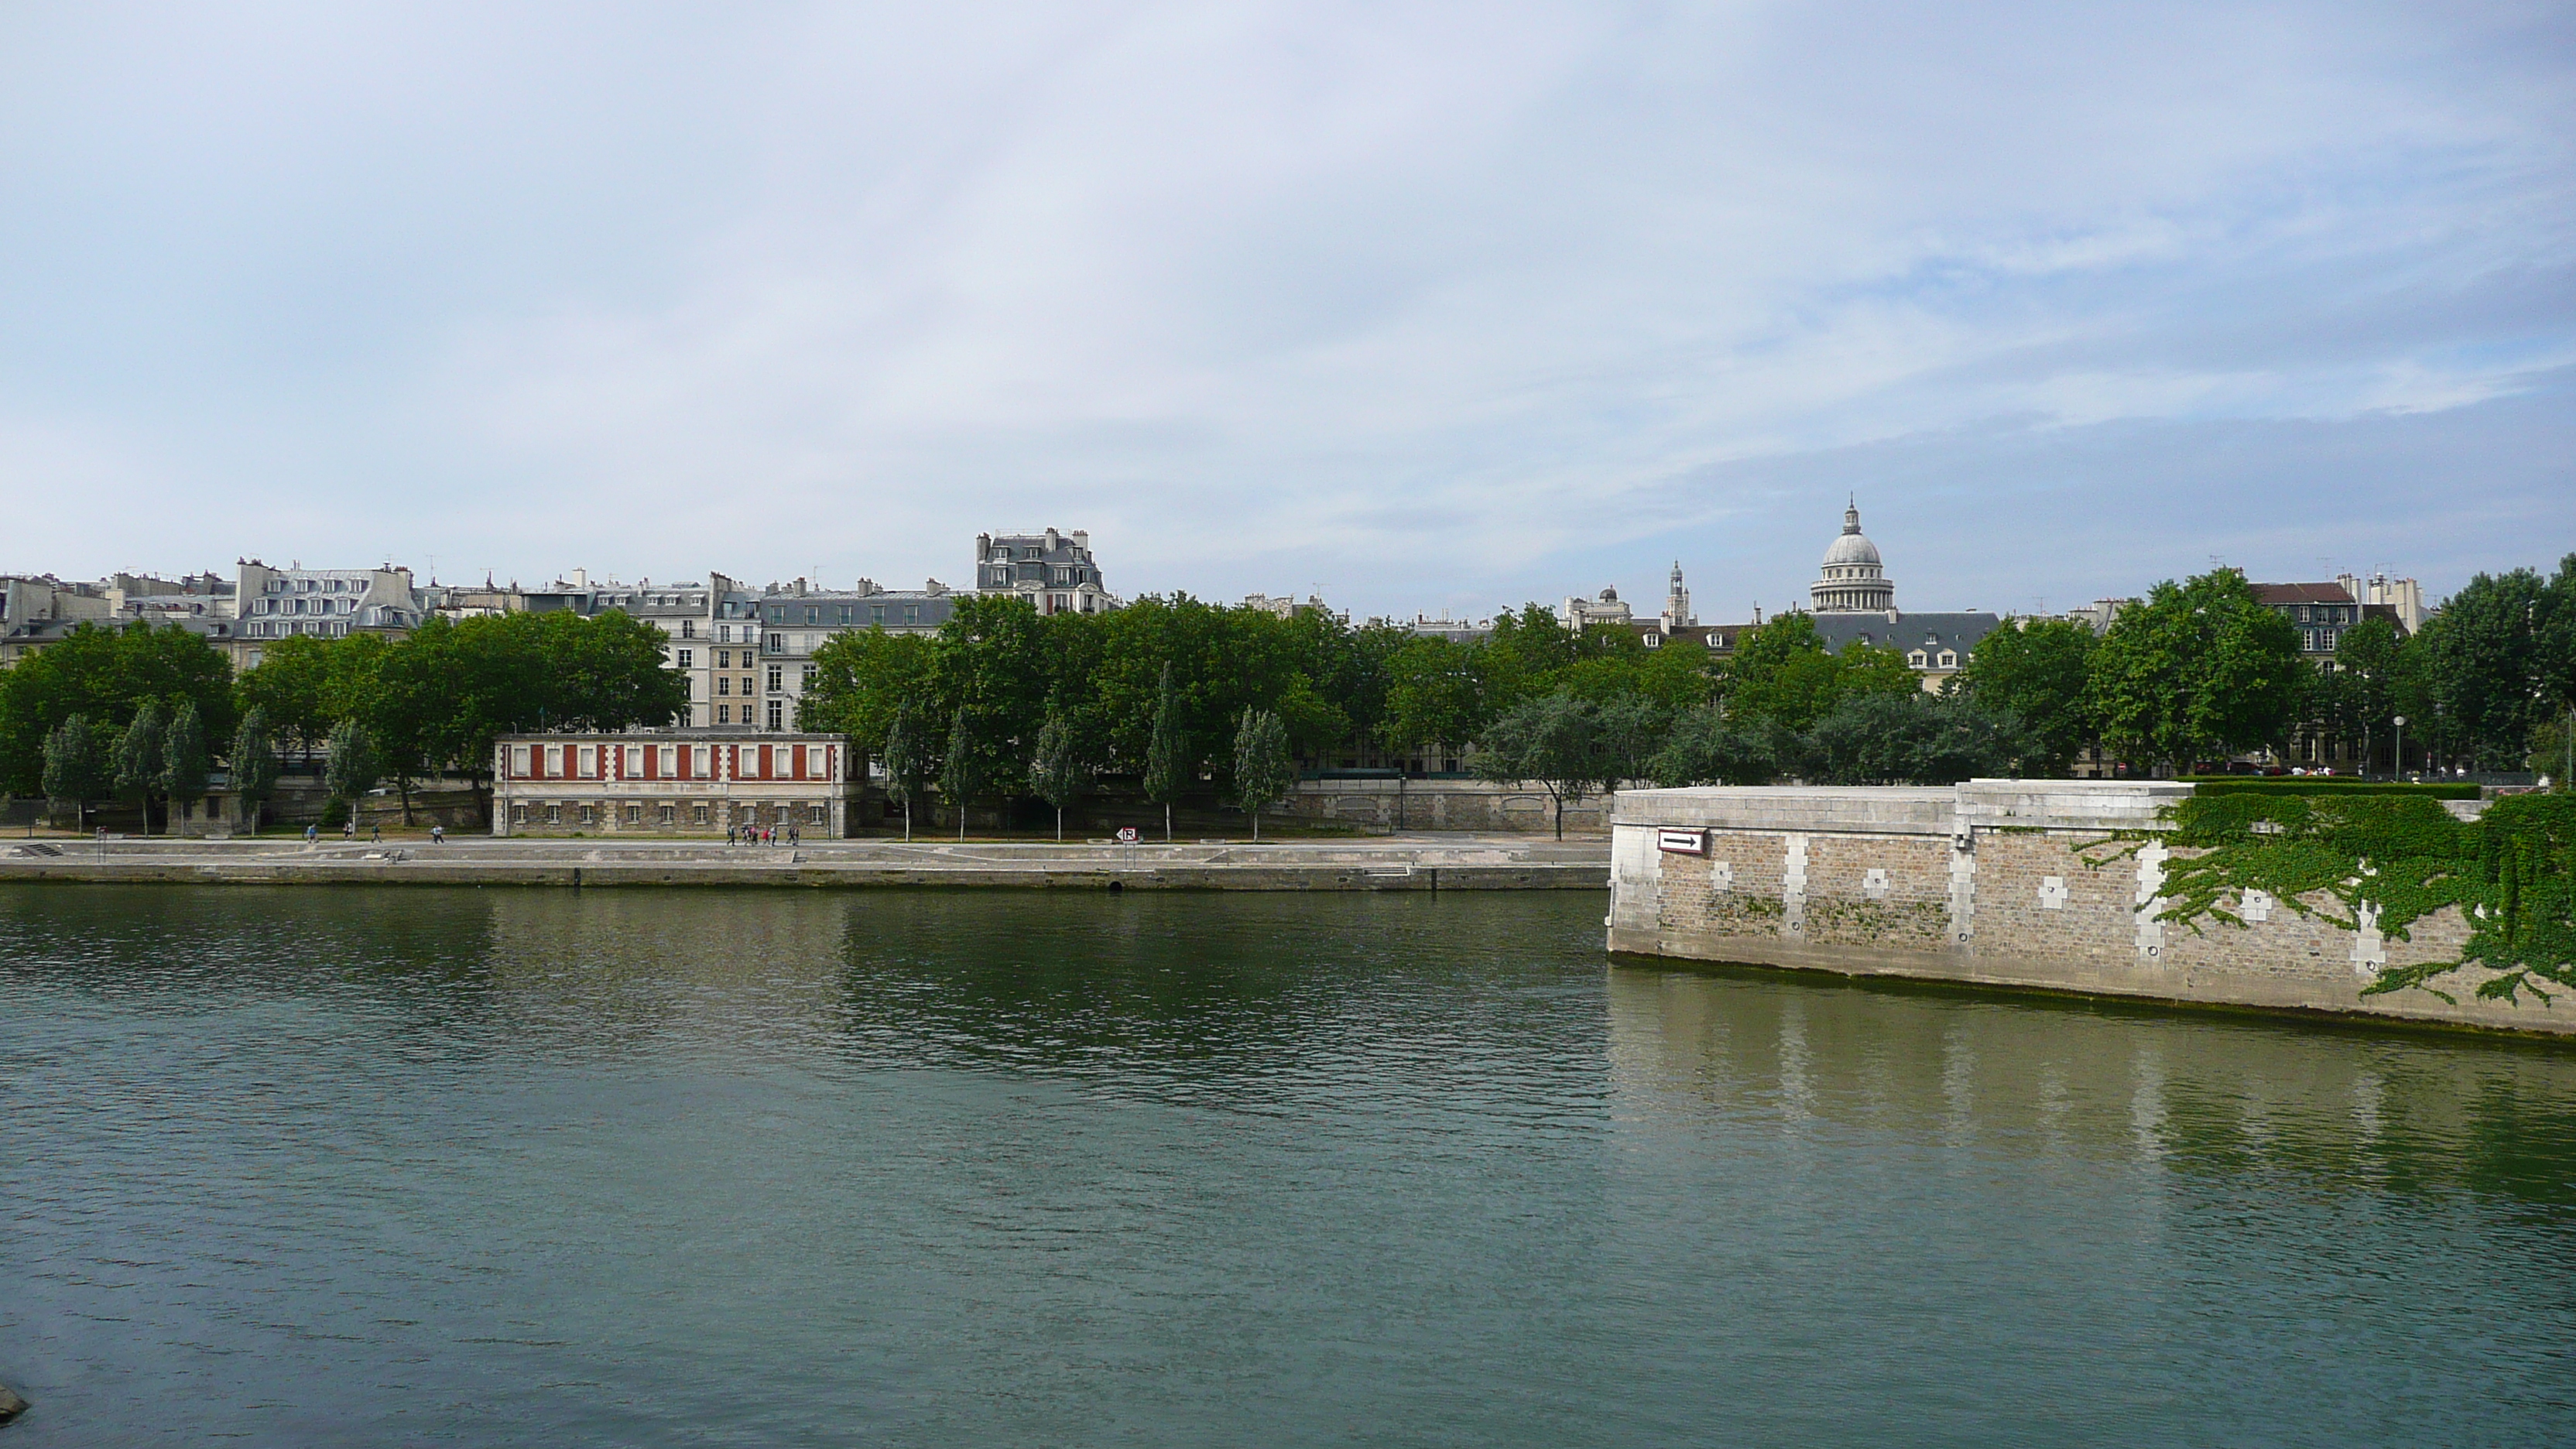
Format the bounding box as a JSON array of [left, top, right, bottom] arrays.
[[0, 833, 1609, 892]]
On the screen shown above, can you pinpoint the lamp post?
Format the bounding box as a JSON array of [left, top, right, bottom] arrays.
[[2393, 716, 2406, 781]]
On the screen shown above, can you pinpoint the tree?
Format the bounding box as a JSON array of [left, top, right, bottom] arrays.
[[2333, 616, 2406, 776], [229, 707, 281, 833], [159, 700, 211, 829], [232, 633, 338, 765], [113, 700, 167, 835], [940, 706, 981, 838], [1142, 662, 1188, 841], [1379, 636, 1484, 770], [40, 715, 112, 830], [0, 622, 234, 796], [1649, 705, 1777, 786], [1029, 707, 1091, 841], [2086, 569, 2306, 773], [880, 701, 928, 841], [1231, 707, 1294, 841], [324, 718, 382, 826], [1723, 614, 1915, 731], [1473, 693, 1610, 840], [1954, 617, 2098, 774], [2407, 561, 2567, 770], [1804, 691, 2023, 785]]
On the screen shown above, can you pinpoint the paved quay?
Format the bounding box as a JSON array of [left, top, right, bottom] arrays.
[[0, 834, 1610, 892]]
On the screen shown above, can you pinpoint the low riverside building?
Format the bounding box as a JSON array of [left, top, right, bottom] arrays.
[[490, 730, 862, 837]]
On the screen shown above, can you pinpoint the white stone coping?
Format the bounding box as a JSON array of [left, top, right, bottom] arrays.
[[1612, 780, 2191, 835]]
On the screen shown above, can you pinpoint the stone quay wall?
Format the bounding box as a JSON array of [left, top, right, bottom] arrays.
[[1609, 782, 2568, 1037], [1283, 778, 1609, 833]]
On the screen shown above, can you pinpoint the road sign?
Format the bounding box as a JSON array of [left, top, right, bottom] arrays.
[[1116, 827, 1139, 844]]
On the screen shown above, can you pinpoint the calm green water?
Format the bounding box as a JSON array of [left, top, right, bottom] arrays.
[[3, 886, 2573, 1446]]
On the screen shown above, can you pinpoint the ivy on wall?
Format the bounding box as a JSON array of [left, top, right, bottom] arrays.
[[2144, 792, 2576, 1006]]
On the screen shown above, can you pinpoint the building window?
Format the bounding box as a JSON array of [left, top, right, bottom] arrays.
[[766, 700, 784, 730], [837, 606, 852, 625], [766, 632, 783, 653], [800, 665, 816, 690], [512, 804, 529, 824], [741, 675, 753, 696], [872, 605, 886, 625], [718, 704, 731, 724], [677, 649, 693, 669], [1937, 650, 1958, 669], [511, 745, 532, 776], [579, 805, 595, 824], [692, 804, 708, 824], [625, 804, 642, 823], [804, 606, 819, 625], [659, 804, 676, 825], [546, 804, 562, 824], [681, 620, 696, 639], [904, 605, 920, 625], [767, 666, 783, 693], [718, 676, 731, 696], [1908, 649, 1929, 667]]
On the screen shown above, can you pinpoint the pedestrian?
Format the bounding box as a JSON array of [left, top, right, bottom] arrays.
[[789, 824, 800, 847], [305, 823, 319, 845], [343, 817, 357, 842], [371, 823, 382, 844], [728, 824, 738, 846], [430, 824, 445, 844]]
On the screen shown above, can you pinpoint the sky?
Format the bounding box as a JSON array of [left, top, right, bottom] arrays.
[[2, 1, 2571, 622]]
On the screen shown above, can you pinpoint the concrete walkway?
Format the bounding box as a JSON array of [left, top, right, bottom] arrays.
[[0, 834, 1610, 892]]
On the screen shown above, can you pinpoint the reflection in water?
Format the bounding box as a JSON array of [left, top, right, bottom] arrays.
[[3, 886, 2574, 1448]]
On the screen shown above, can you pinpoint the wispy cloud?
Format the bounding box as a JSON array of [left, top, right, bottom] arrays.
[[1, 1, 2567, 608]]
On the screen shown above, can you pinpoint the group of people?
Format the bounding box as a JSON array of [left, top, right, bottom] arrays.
[[304, 820, 444, 844], [728, 822, 798, 847]]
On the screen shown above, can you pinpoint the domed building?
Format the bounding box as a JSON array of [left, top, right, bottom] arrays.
[[1811, 498, 1894, 612]]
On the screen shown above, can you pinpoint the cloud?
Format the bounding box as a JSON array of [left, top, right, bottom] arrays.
[[1, 2, 2568, 608]]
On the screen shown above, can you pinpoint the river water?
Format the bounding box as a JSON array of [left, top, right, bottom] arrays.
[[3, 885, 2572, 1446]]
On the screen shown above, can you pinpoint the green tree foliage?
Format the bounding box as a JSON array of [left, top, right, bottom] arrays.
[[1029, 707, 1091, 841], [2406, 559, 2574, 769], [940, 705, 981, 838], [1954, 616, 2098, 773], [365, 611, 689, 820], [1800, 692, 2024, 785], [1721, 614, 1916, 731], [231, 633, 338, 763], [1230, 707, 1293, 841], [798, 627, 938, 761], [159, 699, 211, 823], [1649, 705, 1778, 786], [113, 699, 167, 834], [879, 701, 928, 841], [0, 622, 235, 796], [229, 707, 281, 831], [1472, 693, 1624, 839], [1379, 636, 1486, 765], [2086, 569, 2305, 773], [324, 718, 382, 821], [1141, 662, 1187, 841], [41, 714, 112, 828]]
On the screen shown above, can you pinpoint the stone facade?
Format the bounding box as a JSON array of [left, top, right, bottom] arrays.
[[1283, 777, 1610, 833], [1609, 781, 2567, 1036]]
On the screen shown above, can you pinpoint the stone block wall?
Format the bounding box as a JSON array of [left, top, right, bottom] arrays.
[[1609, 781, 2567, 1037]]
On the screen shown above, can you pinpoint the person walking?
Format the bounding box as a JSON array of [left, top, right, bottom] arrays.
[[371, 823, 382, 844], [727, 824, 738, 846], [343, 817, 357, 843], [430, 824, 445, 844], [304, 823, 319, 846], [788, 823, 800, 848]]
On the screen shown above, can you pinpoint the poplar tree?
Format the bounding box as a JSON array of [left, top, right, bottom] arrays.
[[1142, 661, 1187, 841], [1231, 707, 1293, 841], [880, 701, 926, 841], [1029, 707, 1089, 841], [230, 707, 281, 833], [940, 706, 979, 839], [42, 714, 111, 831], [324, 718, 382, 827], [159, 700, 211, 830], [114, 700, 167, 835]]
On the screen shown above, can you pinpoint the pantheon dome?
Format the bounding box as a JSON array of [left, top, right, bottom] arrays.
[[1810, 501, 1895, 612]]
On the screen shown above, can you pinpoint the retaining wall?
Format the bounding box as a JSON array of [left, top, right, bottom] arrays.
[[1608, 781, 2570, 1037]]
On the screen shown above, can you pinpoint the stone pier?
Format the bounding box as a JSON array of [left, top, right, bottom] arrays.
[[1608, 781, 2571, 1037]]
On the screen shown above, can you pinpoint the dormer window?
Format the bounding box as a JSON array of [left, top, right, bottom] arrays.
[[1908, 649, 1929, 667], [1937, 650, 1958, 669]]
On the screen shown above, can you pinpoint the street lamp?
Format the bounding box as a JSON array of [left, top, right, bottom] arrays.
[[2393, 716, 2406, 781]]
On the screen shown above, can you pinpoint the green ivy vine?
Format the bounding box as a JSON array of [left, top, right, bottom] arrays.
[[2149, 791, 2576, 1006]]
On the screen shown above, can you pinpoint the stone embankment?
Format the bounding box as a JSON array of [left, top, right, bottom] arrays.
[[0, 835, 1608, 892], [1610, 781, 2573, 1038]]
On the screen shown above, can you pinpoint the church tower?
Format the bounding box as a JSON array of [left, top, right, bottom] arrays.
[[1810, 499, 1895, 612], [1662, 560, 1694, 630]]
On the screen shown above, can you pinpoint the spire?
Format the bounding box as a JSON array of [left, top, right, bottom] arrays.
[[1843, 497, 1862, 535]]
